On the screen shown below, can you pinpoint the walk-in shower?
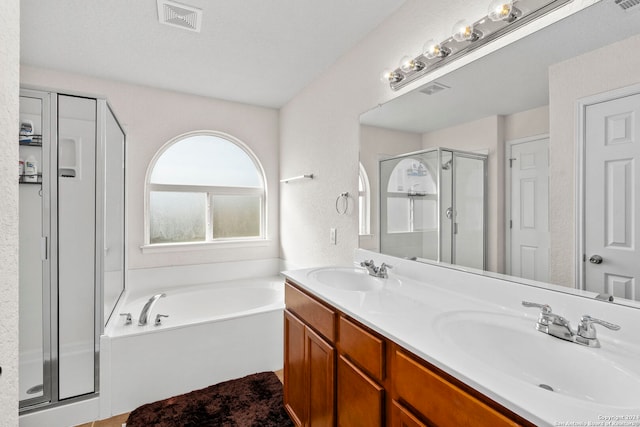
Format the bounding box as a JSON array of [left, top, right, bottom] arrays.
[[19, 88, 126, 412], [380, 148, 487, 270]]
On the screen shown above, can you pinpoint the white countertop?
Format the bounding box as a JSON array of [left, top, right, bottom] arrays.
[[282, 250, 640, 427]]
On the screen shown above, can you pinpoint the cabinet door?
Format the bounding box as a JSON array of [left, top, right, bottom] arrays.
[[284, 310, 307, 427], [307, 325, 336, 427], [337, 355, 384, 427], [391, 400, 428, 427]]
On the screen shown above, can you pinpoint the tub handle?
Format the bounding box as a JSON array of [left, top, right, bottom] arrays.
[[119, 313, 132, 325], [155, 314, 169, 326]]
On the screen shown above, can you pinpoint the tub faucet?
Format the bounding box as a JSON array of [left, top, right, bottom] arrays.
[[138, 293, 166, 326]]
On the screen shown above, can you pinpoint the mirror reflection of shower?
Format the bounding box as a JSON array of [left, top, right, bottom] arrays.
[[380, 148, 487, 270]]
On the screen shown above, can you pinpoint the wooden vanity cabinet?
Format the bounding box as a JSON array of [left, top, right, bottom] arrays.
[[284, 280, 535, 427], [284, 283, 336, 427]]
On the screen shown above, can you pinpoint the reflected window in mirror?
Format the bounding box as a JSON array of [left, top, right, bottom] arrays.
[[359, 162, 371, 235]]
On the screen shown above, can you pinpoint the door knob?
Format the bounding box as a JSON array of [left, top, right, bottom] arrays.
[[589, 255, 603, 264]]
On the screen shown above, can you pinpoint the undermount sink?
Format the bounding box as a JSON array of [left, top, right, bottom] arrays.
[[306, 267, 398, 292], [433, 310, 640, 408]]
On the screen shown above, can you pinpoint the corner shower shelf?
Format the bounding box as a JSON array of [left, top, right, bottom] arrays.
[[19, 135, 43, 147], [19, 174, 43, 184]]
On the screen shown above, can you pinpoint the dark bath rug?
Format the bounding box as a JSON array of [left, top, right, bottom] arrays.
[[125, 371, 294, 427]]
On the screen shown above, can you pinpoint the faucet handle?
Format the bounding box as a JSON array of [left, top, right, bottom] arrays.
[[119, 313, 132, 325], [155, 314, 169, 326], [360, 259, 374, 267], [577, 315, 620, 338], [380, 262, 393, 270], [521, 301, 552, 314]]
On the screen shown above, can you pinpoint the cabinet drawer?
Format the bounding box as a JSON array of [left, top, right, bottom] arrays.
[[285, 281, 336, 342], [338, 315, 385, 382], [394, 350, 522, 427]]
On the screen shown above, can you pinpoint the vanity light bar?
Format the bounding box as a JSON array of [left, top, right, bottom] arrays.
[[387, 0, 572, 91]]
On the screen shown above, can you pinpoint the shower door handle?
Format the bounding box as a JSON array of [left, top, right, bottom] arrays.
[[446, 207, 454, 219]]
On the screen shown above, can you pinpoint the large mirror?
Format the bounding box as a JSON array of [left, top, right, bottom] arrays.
[[359, 0, 640, 307]]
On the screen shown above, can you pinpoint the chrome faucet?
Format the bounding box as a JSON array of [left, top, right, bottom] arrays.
[[522, 301, 620, 348], [138, 293, 166, 326], [575, 315, 621, 347], [522, 301, 573, 340], [360, 259, 393, 278]]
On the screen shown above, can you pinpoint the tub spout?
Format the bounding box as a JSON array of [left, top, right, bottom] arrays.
[[138, 293, 166, 326]]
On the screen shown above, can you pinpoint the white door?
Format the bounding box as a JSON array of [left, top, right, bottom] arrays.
[[584, 93, 640, 300], [508, 137, 549, 282]]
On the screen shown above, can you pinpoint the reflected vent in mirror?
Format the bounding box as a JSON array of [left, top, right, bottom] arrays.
[[615, 0, 640, 12], [420, 82, 449, 96], [157, 0, 202, 32]]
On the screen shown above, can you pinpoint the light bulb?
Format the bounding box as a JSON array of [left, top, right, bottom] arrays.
[[423, 39, 450, 59], [399, 55, 414, 72], [398, 55, 425, 73], [488, 0, 515, 22], [452, 19, 478, 42], [380, 69, 403, 84], [423, 40, 441, 59]]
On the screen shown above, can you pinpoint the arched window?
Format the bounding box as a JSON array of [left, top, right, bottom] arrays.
[[358, 163, 371, 235], [145, 131, 266, 245]]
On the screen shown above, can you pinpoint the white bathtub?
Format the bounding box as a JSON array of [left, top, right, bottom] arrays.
[[107, 275, 285, 336], [103, 275, 285, 416]]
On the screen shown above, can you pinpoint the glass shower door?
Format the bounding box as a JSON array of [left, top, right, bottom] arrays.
[[451, 152, 487, 270], [19, 90, 52, 408]]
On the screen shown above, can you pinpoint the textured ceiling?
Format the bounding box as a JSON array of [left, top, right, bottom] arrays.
[[20, 0, 405, 108]]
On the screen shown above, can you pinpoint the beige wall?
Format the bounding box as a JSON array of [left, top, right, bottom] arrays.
[[359, 125, 422, 251], [0, 0, 20, 423], [504, 105, 549, 142], [549, 33, 640, 286], [21, 66, 280, 272]]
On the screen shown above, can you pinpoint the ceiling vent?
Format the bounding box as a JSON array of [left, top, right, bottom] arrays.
[[615, 0, 640, 12], [420, 82, 450, 96], [157, 0, 203, 32]]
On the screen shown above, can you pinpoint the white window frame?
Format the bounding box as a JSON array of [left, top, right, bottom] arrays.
[[142, 130, 268, 251]]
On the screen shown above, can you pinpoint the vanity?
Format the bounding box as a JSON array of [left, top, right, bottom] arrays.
[[282, 250, 640, 427]]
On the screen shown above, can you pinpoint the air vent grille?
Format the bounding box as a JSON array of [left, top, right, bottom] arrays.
[[157, 0, 202, 32], [615, 0, 640, 11], [420, 82, 450, 96]]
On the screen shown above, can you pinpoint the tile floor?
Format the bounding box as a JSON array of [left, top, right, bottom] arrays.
[[75, 370, 285, 427], [75, 412, 128, 427]]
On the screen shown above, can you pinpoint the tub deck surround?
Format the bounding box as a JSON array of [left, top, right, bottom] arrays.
[[282, 250, 640, 426], [106, 275, 285, 337]]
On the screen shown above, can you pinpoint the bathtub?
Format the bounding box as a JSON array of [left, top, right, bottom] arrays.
[[103, 275, 285, 415]]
